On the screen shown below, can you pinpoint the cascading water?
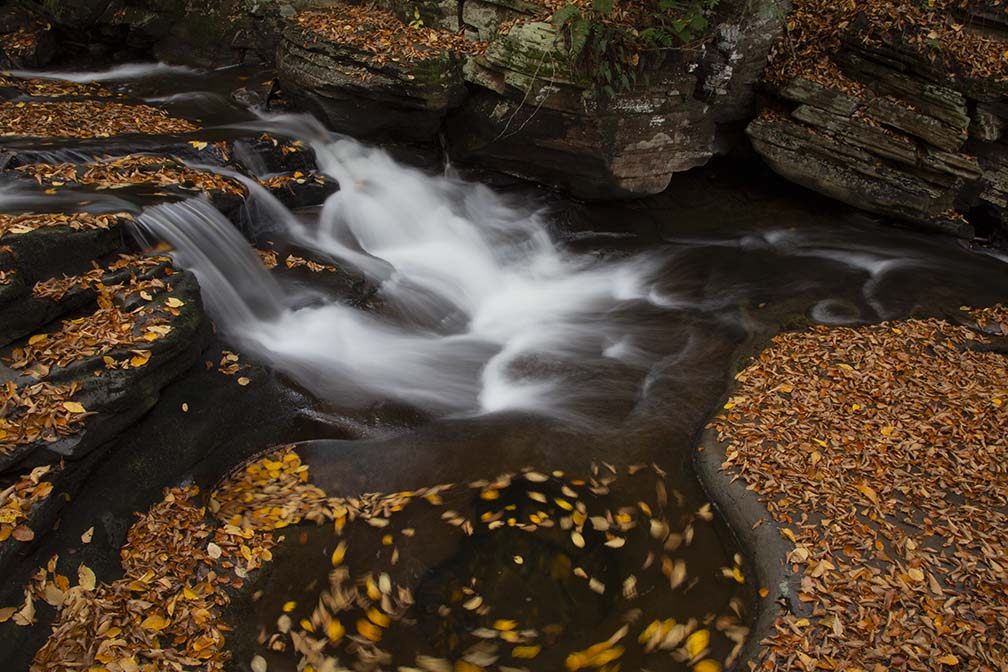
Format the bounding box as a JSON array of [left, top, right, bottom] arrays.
[[135, 115, 662, 421]]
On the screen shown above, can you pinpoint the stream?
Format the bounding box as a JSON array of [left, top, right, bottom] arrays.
[[2, 63, 1008, 672]]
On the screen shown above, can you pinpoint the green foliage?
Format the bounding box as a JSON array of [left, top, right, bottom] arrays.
[[408, 7, 424, 29], [552, 0, 721, 100]]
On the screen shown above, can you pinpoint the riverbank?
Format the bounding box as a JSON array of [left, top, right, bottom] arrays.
[[699, 306, 1007, 671]]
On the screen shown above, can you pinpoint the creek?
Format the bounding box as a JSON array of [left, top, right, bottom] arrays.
[[2, 63, 1007, 672]]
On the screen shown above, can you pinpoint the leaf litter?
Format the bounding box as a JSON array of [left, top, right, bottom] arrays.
[[0, 101, 198, 138], [710, 306, 1008, 671], [0, 463, 60, 544]]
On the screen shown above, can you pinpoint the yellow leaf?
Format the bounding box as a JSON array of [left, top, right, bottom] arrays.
[[856, 483, 879, 505], [936, 654, 959, 666], [694, 660, 721, 672], [78, 564, 96, 591], [326, 619, 345, 642], [780, 528, 796, 543], [880, 425, 894, 436], [28, 333, 48, 345], [512, 645, 541, 659], [759, 587, 769, 598], [62, 401, 87, 414], [493, 619, 517, 631], [331, 541, 347, 566], [165, 297, 184, 308], [685, 629, 710, 658], [139, 290, 153, 301], [282, 601, 296, 613], [81, 527, 94, 544], [366, 607, 390, 628], [130, 352, 151, 367], [141, 614, 170, 631], [356, 618, 382, 641], [189, 141, 208, 150], [237, 377, 250, 386]]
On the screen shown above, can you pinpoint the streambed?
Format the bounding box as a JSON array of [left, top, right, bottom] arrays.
[[1, 64, 1007, 672]]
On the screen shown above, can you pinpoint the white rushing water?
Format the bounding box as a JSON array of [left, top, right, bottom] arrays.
[[135, 115, 660, 419], [9, 62, 201, 82]]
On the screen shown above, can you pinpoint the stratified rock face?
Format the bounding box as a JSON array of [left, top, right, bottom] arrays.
[[450, 0, 790, 198], [278, 8, 470, 141], [447, 21, 713, 198], [275, 0, 787, 198], [747, 2, 1008, 237]]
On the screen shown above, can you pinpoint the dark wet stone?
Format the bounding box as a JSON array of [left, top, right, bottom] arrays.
[[278, 20, 468, 142], [749, 26, 1008, 239]]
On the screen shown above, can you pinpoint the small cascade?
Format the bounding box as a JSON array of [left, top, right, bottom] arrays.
[[135, 116, 662, 420]]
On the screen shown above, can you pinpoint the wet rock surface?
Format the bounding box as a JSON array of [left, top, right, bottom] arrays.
[[748, 0, 1008, 239]]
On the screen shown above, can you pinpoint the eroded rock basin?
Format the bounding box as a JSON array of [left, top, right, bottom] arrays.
[[0, 64, 1007, 672]]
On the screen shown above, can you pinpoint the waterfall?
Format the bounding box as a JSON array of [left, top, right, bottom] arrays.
[[134, 116, 660, 420]]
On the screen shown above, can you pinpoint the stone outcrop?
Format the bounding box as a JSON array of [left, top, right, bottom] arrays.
[[278, 9, 469, 141], [275, 0, 789, 198], [450, 0, 789, 198], [747, 4, 1008, 238]]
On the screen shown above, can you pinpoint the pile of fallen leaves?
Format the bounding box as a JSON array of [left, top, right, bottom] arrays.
[[28, 485, 277, 672], [16, 155, 244, 197], [0, 24, 44, 56], [0, 381, 88, 456], [0, 211, 128, 238], [6, 255, 182, 377], [767, 0, 1008, 91], [0, 76, 115, 98], [0, 101, 198, 138], [258, 171, 326, 190], [284, 253, 339, 273], [294, 6, 487, 69], [711, 305, 1008, 671], [31, 253, 171, 303], [256, 249, 338, 273], [256, 249, 279, 269], [211, 350, 252, 386], [0, 464, 59, 543], [212, 448, 330, 530]]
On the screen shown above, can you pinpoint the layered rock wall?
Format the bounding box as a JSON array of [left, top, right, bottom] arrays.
[[747, 1, 1008, 238]]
